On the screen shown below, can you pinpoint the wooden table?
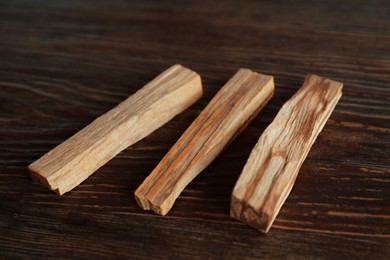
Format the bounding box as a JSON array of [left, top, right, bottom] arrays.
[[1, 1, 389, 258]]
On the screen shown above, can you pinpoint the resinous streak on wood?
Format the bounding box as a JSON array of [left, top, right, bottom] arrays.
[[135, 69, 275, 215], [231, 74, 343, 233], [28, 64, 203, 195]]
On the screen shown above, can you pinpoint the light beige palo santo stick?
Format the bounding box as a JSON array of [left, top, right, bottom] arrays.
[[28, 64, 203, 195], [135, 68, 275, 215], [231, 74, 343, 233]]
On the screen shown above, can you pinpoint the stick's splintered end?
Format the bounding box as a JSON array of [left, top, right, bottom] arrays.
[[230, 195, 272, 234], [134, 192, 168, 216]]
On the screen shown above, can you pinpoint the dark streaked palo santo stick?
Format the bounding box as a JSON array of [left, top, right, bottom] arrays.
[[231, 74, 343, 233], [28, 64, 203, 195], [135, 68, 275, 215]]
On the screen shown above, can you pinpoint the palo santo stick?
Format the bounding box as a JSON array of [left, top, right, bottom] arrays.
[[230, 74, 343, 233], [28, 64, 202, 195], [135, 69, 275, 215]]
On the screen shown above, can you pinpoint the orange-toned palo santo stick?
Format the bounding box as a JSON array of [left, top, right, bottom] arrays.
[[135, 69, 274, 215], [231, 74, 343, 233], [28, 64, 203, 195]]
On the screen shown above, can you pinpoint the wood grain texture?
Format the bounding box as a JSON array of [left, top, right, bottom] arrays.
[[231, 74, 343, 233], [28, 64, 202, 195], [0, 0, 389, 259], [135, 69, 274, 215]]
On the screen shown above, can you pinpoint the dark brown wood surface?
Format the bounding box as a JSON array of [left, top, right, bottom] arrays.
[[1, 0, 389, 258]]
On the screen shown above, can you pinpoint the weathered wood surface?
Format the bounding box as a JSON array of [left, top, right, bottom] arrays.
[[231, 74, 343, 233], [135, 69, 274, 215], [28, 64, 202, 195], [0, 0, 389, 259]]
